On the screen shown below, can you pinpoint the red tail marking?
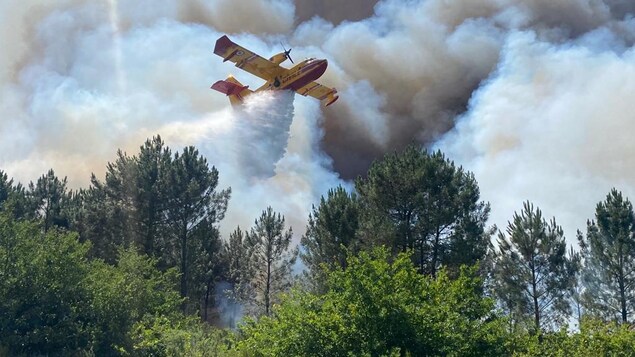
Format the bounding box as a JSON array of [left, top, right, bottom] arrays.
[[210, 80, 249, 96]]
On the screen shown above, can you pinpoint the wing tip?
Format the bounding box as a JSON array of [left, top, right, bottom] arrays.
[[323, 89, 339, 107], [324, 95, 339, 107], [214, 35, 235, 56]]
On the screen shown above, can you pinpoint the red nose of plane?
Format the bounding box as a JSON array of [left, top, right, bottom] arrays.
[[315, 59, 328, 77], [290, 59, 330, 91], [301, 59, 328, 77]]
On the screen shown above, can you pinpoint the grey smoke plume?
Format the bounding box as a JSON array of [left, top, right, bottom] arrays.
[[436, 29, 635, 242], [0, 0, 341, 240], [2, 0, 635, 244]]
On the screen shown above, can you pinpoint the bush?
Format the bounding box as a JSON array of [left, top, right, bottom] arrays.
[[0, 213, 185, 355], [237, 248, 511, 356]]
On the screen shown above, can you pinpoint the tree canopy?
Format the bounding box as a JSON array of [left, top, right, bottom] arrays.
[[579, 189, 635, 323], [4, 138, 635, 355], [238, 247, 510, 357], [492, 202, 579, 333], [355, 145, 491, 276]]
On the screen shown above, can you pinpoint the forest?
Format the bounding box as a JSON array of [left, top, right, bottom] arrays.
[[2, 135, 635, 356]]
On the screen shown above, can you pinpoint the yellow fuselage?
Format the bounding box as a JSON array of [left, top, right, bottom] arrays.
[[257, 58, 328, 93]]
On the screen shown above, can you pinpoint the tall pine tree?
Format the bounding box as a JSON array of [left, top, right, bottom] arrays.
[[164, 146, 230, 310], [492, 202, 578, 333], [134, 136, 173, 257], [301, 186, 359, 290], [0, 171, 12, 208], [245, 207, 297, 316], [355, 145, 490, 276], [222, 227, 253, 305], [28, 169, 70, 232], [579, 189, 635, 323], [0, 170, 28, 218]]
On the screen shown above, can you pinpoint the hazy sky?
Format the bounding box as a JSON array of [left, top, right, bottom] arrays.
[[2, 0, 635, 243]]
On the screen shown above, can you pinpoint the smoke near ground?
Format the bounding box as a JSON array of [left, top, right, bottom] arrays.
[[2, 0, 635, 242]]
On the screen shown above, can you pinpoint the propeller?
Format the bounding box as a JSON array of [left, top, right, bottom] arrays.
[[281, 42, 294, 64]]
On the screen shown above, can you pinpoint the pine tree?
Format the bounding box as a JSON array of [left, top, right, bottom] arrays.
[[163, 146, 230, 310], [223, 227, 253, 302], [355, 145, 490, 276], [28, 169, 70, 232], [300, 186, 359, 290], [219, 227, 254, 326], [80, 177, 129, 262], [87, 136, 174, 260], [245, 207, 297, 316], [86, 149, 139, 260], [0, 171, 28, 218], [579, 189, 635, 323], [134, 136, 173, 257], [0, 171, 12, 208], [492, 202, 578, 333]]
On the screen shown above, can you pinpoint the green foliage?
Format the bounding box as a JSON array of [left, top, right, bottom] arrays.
[[87, 248, 183, 354], [243, 207, 298, 316], [0, 170, 13, 208], [8, 140, 635, 355], [163, 145, 230, 311], [237, 248, 510, 357], [579, 189, 635, 323], [220, 227, 253, 326], [0, 214, 92, 354], [84, 137, 230, 313], [27, 168, 71, 231], [0, 212, 185, 355], [514, 319, 635, 356], [0, 170, 28, 219], [355, 145, 491, 276], [301, 185, 360, 291], [492, 202, 579, 333], [130, 315, 238, 357]]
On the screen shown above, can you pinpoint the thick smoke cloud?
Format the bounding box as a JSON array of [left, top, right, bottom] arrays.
[[295, 0, 377, 25], [2, 0, 635, 242], [310, 0, 635, 177], [0, 0, 339, 239], [436, 30, 635, 241]]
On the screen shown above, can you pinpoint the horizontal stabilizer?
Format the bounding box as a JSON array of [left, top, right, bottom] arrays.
[[211, 80, 249, 96]]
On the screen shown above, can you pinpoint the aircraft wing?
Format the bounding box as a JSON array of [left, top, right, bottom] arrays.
[[296, 81, 339, 107], [214, 35, 285, 80]]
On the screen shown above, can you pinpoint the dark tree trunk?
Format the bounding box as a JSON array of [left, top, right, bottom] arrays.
[[531, 261, 540, 334], [265, 257, 271, 316], [620, 275, 628, 323], [204, 280, 212, 321], [180, 223, 188, 301], [431, 228, 440, 277]]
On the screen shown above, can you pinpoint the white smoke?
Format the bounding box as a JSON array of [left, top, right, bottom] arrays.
[[0, 0, 342, 242], [213, 281, 244, 328], [436, 28, 635, 242], [3, 0, 635, 247]]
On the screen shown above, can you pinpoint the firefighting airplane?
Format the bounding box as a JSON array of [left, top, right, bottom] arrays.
[[211, 35, 339, 107]]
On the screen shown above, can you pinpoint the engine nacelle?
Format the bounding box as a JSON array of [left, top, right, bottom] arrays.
[[269, 52, 288, 65]]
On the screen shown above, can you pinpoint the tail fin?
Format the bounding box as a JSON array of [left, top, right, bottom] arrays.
[[210, 76, 253, 105]]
